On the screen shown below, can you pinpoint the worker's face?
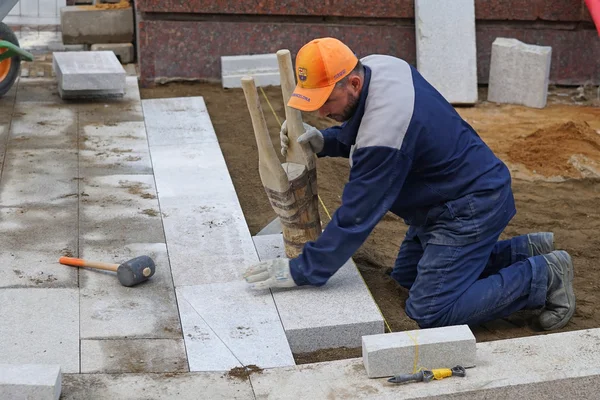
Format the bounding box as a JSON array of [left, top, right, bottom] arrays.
[[318, 74, 363, 122]]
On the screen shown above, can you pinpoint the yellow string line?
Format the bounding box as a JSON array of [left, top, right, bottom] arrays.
[[258, 87, 394, 335], [405, 331, 421, 374]]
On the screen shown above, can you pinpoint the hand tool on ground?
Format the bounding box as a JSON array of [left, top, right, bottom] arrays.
[[58, 256, 156, 287], [387, 365, 466, 384]]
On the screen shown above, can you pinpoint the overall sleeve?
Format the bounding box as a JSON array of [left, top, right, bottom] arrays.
[[317, 125, 352, 158], [289, 146, 412, 286]]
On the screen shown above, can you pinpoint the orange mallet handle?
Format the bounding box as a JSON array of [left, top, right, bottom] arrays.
[[59, 257, 120, 272]]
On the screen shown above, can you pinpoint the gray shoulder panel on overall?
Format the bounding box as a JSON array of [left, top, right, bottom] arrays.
[[356, 55, 415, 152]]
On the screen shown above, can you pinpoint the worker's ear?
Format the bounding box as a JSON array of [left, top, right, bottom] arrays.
[[348, 74, 363, 96]]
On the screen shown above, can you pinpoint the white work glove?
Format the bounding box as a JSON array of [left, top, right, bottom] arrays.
[[243, 258, 297, 290], [280, 120, 324, 157]]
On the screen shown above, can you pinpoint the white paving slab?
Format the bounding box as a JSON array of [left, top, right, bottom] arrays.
[[62, 372, 254, 400], [0, 364, 61, 400], [0, 289, 79, 373], [253, 233, 384, 353], [488, 38, 552, 109], [177, 282, 295, 372], [79, 243, 181, 340], [79, 121, 152, 176], [142, 97, 218, 146], [251, 328, 600, 399], [221, 53, 280, 89], [415, 0, 478, 104], [80, 339, 188, 373], [149, 142, 256, 286], [0, 250, 78, 289]]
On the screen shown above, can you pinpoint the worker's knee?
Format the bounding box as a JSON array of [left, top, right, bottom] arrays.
[[405, 298, 453, 329]]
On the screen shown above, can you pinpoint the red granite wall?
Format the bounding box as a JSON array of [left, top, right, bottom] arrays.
[[134, 0, 600, 87]]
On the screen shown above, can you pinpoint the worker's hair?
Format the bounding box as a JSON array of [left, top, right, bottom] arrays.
[[335, 60, 364, 88]]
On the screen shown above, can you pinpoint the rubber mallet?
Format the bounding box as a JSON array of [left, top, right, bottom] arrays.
[[58, 255, 156, 287]]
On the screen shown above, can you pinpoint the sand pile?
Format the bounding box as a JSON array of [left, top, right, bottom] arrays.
[[77, 0, 130, 10], [508, 121, 600, 178]]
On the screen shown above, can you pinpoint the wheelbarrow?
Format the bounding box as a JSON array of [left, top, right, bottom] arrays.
[[0, 0, 34, 97]]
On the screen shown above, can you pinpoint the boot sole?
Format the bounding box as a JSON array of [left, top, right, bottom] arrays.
[[542, 251, 576, 331]]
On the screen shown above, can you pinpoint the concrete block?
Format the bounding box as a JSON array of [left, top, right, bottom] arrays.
[[62, 372, 254, 400], [142, 97, 218, 146], [362, 325, 476, 378], [0, 364, 61, 400], [91, 43, 134, 64], [415, 0, 478, 104], [79, 243, 181, 339], [79, 121, 152, 177], [60, 7, 134, 44], [253, 234, 384, 353], [251, 327, 600, 399], [80, 339, 188, 373], [177, 282, 295, 371], [221, 53, 280, 89], [52, 51, 126, 99], [488, 38, 552, 108], [0, 289, 79, 373]]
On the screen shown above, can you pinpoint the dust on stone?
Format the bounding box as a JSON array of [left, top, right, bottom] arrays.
[[142, 209, 159, 217], [226, 365, 264, 380]]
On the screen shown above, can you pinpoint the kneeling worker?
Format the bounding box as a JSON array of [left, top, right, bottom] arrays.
[[243, 37, 575, 331]]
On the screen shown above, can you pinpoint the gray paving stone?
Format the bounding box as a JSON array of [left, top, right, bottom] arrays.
[[91, 43, 134, 64], [0, 204, 78, 253], [80, 339, 188, 373], [79, 121, 152, 177], [0, 147, 77, 207], [52, 51, 125, 99], [142, 97, 218, 146], [415, 0, 478, 104], [0, 250, 78, 289], [0, 289, 79, 373], [253, 234, 384, 353], [60, 7, 134, 45], [177, 282, 295, 372], [362, 325, 476, 378], [0, 364, 61, 400], [79, 175, 165, 249], [15, 78, 63, 103], [77, 77, 143, 124], [488, 38, 552, 109], [62, 372, 254, 400], [79, 243, 182, 339], [10, 103, 77, 139]]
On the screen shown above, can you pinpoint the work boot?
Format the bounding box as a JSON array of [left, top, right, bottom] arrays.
[[539, 250, 576, 331], [527, 232, 554, 257]]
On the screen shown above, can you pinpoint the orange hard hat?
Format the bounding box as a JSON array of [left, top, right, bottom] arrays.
[[288, 37, 358, 112]]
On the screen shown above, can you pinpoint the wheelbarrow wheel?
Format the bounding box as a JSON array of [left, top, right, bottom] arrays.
[[0, 22, 21, 97]]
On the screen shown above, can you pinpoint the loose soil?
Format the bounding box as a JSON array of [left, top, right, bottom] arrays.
[[140, 83, 600, 363]]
